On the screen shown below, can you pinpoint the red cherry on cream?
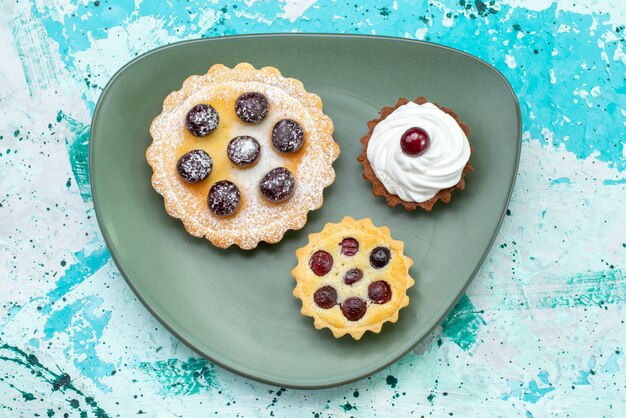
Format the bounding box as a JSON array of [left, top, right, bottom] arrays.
[[400, 127, 430, 157]]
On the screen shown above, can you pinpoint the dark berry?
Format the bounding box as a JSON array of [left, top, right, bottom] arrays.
[[400, 127, 430, 156], [207, 180, 240, 216], [341, 297, 367, 321], [343, 268, 363, 285], [227, 136, 260, 167], [186, 104, 219, 137], [368, 281, 392, 304], [313, 286, 337, 309], [176, 150, 212, 183], [309, 250, 333, 276], [370, 247, 391, 268], [272, 119, 304, 153], [259, 167, 295, 202], [340, 237, 359, 256], [235, 92, 269, 123]]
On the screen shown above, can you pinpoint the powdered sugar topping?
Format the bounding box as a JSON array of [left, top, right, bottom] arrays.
[[259, 167, 296, 202], [176, 150, 213, 183], [185, 104, 219, 137], [235, 92, 269, 124], [227, 135, 260, 166], [208, 180, 240, 216], [271, 119, 304, 153]]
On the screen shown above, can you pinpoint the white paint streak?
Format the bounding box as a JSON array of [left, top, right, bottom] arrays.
[[414, 28, 428, 40], [197, 9, 218, 32], [505, 54, 517, 69], [280, 0, 317, 22]]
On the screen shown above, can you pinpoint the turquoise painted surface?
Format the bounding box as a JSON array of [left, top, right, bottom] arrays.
[[139, 358, 217, 397], [58, 112, 93, 202], [1, 0, 625, 416], [440, 294, 486, 351]]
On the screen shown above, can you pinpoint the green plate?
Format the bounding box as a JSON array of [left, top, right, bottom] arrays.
[[90, 34, 521, 388]]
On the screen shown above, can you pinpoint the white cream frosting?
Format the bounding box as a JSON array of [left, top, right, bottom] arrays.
[[366, 101, 470, 203]]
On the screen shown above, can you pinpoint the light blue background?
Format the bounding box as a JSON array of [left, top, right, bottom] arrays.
[[1, 0, 625, 416]]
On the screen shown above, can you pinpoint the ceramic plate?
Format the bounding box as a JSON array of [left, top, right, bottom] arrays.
[[90, 34, 521, 388]]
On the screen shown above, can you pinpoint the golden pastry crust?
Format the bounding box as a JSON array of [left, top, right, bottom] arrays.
[[292, 217, 414, 340], [357, 96, 473, 211], [147, 63, 339, 249]]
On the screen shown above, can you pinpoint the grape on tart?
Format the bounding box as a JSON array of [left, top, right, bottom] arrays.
[[292, 217, 415, 340], [357, 96, 473, 211], [147, 63, 339, 249]]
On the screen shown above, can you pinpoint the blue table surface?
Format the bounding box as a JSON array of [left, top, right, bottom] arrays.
[[1, 0, 625, 416]]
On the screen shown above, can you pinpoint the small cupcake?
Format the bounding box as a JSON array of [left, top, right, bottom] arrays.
[[357, 97, 472, 211], [292, 216, 414, 340], [147, 63, 339, 249]]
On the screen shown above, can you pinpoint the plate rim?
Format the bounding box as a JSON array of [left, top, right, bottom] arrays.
[[89, 33, 522, 389]]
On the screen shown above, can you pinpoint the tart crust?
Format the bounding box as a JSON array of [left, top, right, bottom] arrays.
[[357, 96, 473, 211], [292, 216, 415, 340], [147, 63, 339, 249]]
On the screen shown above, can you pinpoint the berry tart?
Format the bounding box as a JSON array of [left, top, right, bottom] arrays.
[[358, 97, 473, 211], [147, 63, 339, 249], [292, 217, 414, 340]]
